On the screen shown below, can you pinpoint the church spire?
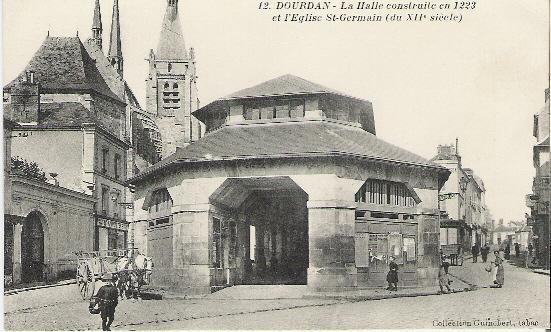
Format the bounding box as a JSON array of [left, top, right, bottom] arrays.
[[108, 0, 123, 77], [157, 0, 188, 60], [91, 0, 103, 49]]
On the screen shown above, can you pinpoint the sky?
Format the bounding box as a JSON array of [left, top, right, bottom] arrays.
[[2, 0, 549, 223]]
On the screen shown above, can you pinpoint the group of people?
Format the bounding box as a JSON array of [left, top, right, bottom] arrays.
[[471, 243, 491, 263], [385, 245, 507, 294]]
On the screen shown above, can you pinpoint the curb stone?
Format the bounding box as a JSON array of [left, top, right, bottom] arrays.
[[4, 280, 76, 296]]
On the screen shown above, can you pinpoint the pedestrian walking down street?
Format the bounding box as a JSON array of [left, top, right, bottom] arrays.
[[481, 243, 490, 263], [514, 243, 521, 258], [491, 250, 505, 288], [386, 256, 399, 291], [471, 244, 480, 263], [93, 273, 119, 331], [438, 259, 452, 294], [504, 243, 511, 260]]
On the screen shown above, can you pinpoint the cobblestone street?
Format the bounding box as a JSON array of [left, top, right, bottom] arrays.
[[3, 256, 549, 330]]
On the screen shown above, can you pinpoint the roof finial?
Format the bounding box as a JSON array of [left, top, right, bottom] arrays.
[[108, 0, 123, 76], [92, 0, 103, 49]]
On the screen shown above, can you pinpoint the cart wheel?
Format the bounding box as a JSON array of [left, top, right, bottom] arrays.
[[76, 261, 95, 300]]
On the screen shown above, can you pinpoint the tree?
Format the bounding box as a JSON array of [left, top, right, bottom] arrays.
[[10, 156, 48, 182]]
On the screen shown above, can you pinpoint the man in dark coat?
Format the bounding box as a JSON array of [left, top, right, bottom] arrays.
[[386, 256, 399, 291], [95, 273, 119, 331], [504, 243, 511, 260], [471, 244, 479, 263], [514, 243, 521, 258], [481, 243, 490, 263]]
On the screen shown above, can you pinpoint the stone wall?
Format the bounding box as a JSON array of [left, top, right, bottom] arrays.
[[5, 175, 95, 284]]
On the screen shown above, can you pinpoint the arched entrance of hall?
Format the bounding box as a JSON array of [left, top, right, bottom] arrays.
[[21, 211, 45, 283], [210, 177, 309, 287]]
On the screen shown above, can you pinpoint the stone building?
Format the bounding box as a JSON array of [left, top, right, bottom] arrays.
[[3, 118, 95, 286], [146, 0, 204, 158], [527, 88, 550, 269], [2, 0, 161, 257], [431, 143, 488, 252], [129, 74, 450, 294]]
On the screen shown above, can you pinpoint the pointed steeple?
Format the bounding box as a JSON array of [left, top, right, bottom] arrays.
[[157, 0, 188, 60], [91, 0, 103, 49], [108, 0, 123, 76]]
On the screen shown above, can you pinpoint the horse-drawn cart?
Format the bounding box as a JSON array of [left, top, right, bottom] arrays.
[[75, 249, 152, 300], [440, 244, 464, 266]]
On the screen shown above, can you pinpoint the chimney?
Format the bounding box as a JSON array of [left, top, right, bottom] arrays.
[[455, 138, 459, 154]]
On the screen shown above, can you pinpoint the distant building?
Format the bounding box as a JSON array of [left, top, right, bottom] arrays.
[[527, 88, 550, 269], [129, 74, 450, 294], [146, 0, 204, 158], [431, 142, 489, 252]]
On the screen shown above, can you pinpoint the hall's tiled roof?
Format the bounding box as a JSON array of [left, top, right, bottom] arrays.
[[220, 74, 356, 100], [4, 37, 124, 103], [130, 120, 447, 182]]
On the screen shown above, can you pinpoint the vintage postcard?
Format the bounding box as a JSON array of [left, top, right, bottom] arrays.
[[1, 0, 549, 330]]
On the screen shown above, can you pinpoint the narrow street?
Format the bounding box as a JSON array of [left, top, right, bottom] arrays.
[[3, 257, 549, 330]]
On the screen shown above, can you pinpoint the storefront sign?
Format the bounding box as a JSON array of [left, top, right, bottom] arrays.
[[96, 217, 128, 231]]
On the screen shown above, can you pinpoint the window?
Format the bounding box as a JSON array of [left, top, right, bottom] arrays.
[[148, 188, 172, 214], [173, 83, 178, 89], [101, 148, 109, 173], [101, 186, 110, 215], [168, 63, 172, 72], [355, 179, 416, 207], [112, 191, 120, 219], [114, 154, 121, 180], [403, 237, 416, 262], [164, 82, 169, 89]]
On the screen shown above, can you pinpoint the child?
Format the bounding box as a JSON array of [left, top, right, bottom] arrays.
[[386, 256, 399, 291], [438, 259, 452, 294]]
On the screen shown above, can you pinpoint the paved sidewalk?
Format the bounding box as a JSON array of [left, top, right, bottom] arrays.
[[4, 279, 75, 295]]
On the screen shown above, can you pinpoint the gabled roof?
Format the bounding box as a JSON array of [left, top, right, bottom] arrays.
[[4, 37, 124, 103], [157, 1, 188, 60], [221, 74, 353, 100], [130, 120, 448, 183]]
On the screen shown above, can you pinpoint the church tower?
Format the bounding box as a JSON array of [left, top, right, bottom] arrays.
[[146, 0, 203, 158], [108, 0, 123, 77], [91, 0, 103, 49]]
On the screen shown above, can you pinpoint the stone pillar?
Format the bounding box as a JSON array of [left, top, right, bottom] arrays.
[[171, 204, 211, 294], [307, 201, 357, 291], [13, 223, 23, 284], [291, 174, 362, 292], [416, 214, 440, 286]]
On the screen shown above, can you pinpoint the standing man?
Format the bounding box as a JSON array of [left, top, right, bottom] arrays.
[[471, 243, 479, 263], [386, 256, 399, 291], [95, 273, 119, 331], [514, 243, 521, 258], [481, 243, 490, 263]]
